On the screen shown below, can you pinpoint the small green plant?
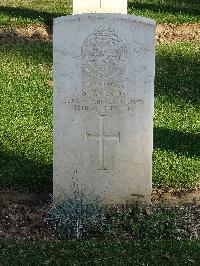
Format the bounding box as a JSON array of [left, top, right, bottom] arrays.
[[104, 204, 178, 240], [45, 186, 107, 239]]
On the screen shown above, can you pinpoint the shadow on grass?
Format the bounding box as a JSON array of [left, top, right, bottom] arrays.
[[0, 146, 52, 190], [0, 6, 67, 26], [154, 128, 200, 158], [155, 44, 200, 106], [0, 128, 198, 190], [128, 0, 200, 17], [0, 38, 52, 66]]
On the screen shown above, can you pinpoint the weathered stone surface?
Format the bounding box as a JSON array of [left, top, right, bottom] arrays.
[[53, 14, 156, 205], [73, 0, 127, 14]]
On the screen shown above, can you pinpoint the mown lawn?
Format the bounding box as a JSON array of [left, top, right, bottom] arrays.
[[0, 40, 199, 190], [0, 1, 199, 264], [0, 0, 70, 26], [0, 240, 200, 265], [128, 0, 200, 24], [0, 0, 199, 26], [154, 42, 200, 188], [0, 40, 52, 190]]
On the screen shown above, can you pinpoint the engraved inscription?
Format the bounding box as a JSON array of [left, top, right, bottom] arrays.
[[64, 82, 143, 112], [86, 115, 120, 170], [64, 90, 143, 112], [81, 29, 127, 78]]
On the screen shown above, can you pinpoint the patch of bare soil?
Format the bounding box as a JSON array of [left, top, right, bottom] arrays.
[[156, 23, 200, 43], [0, 23, 199, 44], [152, 187, 200, 205], [0, 190, 56, 240], [0, 188, 200, 240], [0, 24, 52, 43]]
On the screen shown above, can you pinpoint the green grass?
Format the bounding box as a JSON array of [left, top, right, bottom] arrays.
[[0, 40, 199, 190], [0, 40, 53, 190], [0, 3, 199, 263], [0, 0, 71, 26], [0, 0, 199, 26], [0, 240, 200, 265], [153, 42, 200, 188], [128, 0, 200, 24]]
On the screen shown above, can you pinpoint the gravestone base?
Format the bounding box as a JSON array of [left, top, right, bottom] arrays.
[[53, 14, 156, 205]]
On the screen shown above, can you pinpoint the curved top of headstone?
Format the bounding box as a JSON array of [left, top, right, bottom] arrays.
[[54, 13, 156, 27]]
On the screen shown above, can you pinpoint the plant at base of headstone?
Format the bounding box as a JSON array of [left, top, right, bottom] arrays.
[[104, 204, 179, 240], [45, 184, 107, 239]]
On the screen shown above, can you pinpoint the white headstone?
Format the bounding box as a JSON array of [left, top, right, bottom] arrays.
[[53, 14, 156, 205], [73, 0, 127, 14]]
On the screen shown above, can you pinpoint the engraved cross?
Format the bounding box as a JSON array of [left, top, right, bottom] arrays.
[[86, 115, 120, 170]]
